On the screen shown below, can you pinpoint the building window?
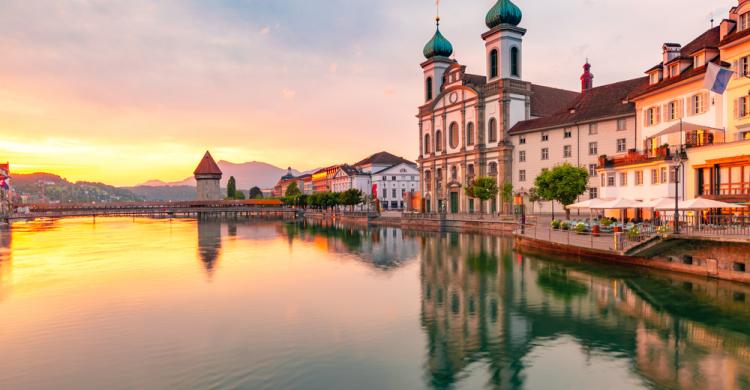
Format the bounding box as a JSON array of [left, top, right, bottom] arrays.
[[588, 142, 598, 156], [646, 107, 660, 126], [519, 170, 526, 182], [510, 47, 520, 77], [488, 118, 498, 143], [740, 56, 750, 78], [489, 162, 498, 175], [589, 123, 598, 135], [392, 176, 397, 181], [667, 100, 681, 121], [617, 138, 627, 153], [564, 128, 572, 138], [738, 96, 750, 118], [541, 132, 549, 142], [607, 173, 616, 187], [670, 167, 678, 183], [392, 189, 397, 198], [741, 12, 750, 31], [383, 189, 387, 199], [541, 148, 549, 160], [651, 169, 658, 185], [635, 170, 644, 185], [588, 164, 598, 177], [519, 135, 526, 145], [449, 122, 459, 149], [450, 166, 457, 180], [519, 150, 526, 163], [563, 145, 572, 158], [600, 173, 606, 187], [690, 93, 706, 115], [620, 172, 628, 186], [617, 118, 627, 131], [426, 77, 433, 101], [467, 122, 475, 146], [490, 49, 498, 79], [589, 187, 598, 199], [435, 130, 443, 152], [424, 134, 431, 154], [660, 167, 668, 183], [649, 72, 660, 85]]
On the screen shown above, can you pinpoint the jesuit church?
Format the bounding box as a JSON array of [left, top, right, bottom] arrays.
[[417, 0, 578, 213]]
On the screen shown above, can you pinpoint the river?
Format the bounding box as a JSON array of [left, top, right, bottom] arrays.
[[0, 217, 748, 389]]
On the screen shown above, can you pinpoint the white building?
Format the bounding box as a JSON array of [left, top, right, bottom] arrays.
[[354, 152, 419, 210], [331, 165, 371, 194], [509, 64, 647, 214], [417, 0, 578, 214]]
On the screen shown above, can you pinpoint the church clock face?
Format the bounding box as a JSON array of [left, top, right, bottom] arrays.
[[449, 92, 459, 104]]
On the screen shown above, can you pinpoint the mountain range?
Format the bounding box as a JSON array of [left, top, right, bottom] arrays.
[[140, 161, 304, 190]]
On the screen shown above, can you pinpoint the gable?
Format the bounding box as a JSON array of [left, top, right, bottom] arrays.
[[432, 86, 479, 111]]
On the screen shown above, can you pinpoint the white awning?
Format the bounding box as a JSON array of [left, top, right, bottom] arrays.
[[592, 198, 644, 210], [649, 121, 725, 139], [566, 198, 613, 210], [654, 197, 748, 210]]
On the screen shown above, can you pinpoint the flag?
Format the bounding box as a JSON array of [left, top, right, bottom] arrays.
[[703, 62, 733, 94]]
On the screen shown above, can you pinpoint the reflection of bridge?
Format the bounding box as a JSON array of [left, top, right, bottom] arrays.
[[11, 200, 298, 220]]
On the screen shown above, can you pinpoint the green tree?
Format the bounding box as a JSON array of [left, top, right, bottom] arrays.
[[534, 163, 589, 220], [501, 181, 513, 214], [234, 191, 246, 200], [465, 176, 499, 214], [249, 186, 263, 199], [339, 189, 364, 212], [285, 182, 302, 197], [227, 176, 237, 199]]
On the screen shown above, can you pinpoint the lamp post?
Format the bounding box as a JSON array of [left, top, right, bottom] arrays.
[[670, 151, 683, 234]]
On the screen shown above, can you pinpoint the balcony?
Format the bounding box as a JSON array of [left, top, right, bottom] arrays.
[[598, 146, 686, 169]]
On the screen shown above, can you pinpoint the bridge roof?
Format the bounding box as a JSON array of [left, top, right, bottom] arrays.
[[194, 151, 222, 176]]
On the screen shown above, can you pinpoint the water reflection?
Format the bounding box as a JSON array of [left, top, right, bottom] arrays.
[[197, 221, 222, 278], [0, 225, 11, 302], [421, 231, 750, 389]]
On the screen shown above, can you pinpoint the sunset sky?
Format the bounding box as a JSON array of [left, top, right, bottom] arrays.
[[0, 0, 726, 186]]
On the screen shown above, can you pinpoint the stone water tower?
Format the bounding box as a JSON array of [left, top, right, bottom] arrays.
[[194, 151, 223, 201]]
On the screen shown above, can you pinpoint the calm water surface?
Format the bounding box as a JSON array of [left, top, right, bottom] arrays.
[[1, 217, 750, 389]]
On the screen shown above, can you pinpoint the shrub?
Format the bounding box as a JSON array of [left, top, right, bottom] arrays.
[[561, 221, 571, 231], [627, 226, 640, 240], [599, 218, 612, 227], [551, 220, 561, 229], [575, 222, 587, 233]]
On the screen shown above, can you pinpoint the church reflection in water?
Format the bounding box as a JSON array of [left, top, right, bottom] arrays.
[[420, 231, 750, 389], [197, 221, 222, 279]]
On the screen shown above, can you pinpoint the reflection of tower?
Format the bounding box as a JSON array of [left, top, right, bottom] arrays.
[[197, 221, 222, 279]]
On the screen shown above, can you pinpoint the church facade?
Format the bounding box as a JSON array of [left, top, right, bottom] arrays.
[[417, 0, 578, 214]]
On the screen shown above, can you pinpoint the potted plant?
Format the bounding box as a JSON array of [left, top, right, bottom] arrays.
[[591, 224, 600, 237], [575, 222, 587, 234], [561, 221, 571, 231], [599, 218, 612, 227], [551, 219, 561, 230], [657, 225, 669, 238], [627, 226, 640, 241]]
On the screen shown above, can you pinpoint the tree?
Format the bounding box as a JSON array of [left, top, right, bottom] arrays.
[[234, 191, 246, 200], [339, 189, 364, 212], [465, 176, 499, 214], [501, 181, 513, 214], [249, 186, 263, 199], [534, 163, 589, 220], [227, 176, 237, 199], [285, 182, 301, 197], [528, 187, 542, 214]]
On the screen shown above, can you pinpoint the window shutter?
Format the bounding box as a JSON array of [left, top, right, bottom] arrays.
[[656, 106, 662, 124], [734, 60, 740, 79], [734, 98, 739, 119], [702, 92, 708, 114], [643, 110, 649, 127]]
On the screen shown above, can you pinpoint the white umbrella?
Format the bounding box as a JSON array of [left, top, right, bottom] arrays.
[[655, 197, 747, 210], [592, 198, 644, 209], [566, 198, 612, 210], [642, 197, 677, 209]]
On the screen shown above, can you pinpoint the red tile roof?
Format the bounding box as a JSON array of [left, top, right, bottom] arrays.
[[509, 77, 648, 134], [530, 84, 580, 117], [194, 151, 222, 175]]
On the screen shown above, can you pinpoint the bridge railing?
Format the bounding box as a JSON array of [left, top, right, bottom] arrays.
[[15, 199, 285, 213]]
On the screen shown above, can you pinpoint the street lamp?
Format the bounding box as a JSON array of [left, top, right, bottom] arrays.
[[514, 187, 526, 234], [670, 150, 683, 234]]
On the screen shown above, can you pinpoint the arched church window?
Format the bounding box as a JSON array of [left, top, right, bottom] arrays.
[[489, 162, 498, 175], [426, 77, 433, 101], [467, 122, 475, 146], [449, 122, 459, 149], [451, 166, 457, 180], [490, 49, 498, 79], [488, 118, 498, 143], [510, 47, 519, 77], [424, 134, 431, 154], [435, 130, 443, 152]]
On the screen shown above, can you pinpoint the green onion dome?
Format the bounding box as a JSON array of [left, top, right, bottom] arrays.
[[485, 0, 522, 29], [423, 22, 453, 59]]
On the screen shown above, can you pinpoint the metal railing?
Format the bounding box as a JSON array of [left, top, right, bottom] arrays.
[[515, 221, 657, 253], [660, 214, 750, 237]]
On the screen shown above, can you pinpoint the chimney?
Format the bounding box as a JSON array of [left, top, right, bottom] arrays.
[[663, 43, 681, 65], [580, 60, 594, 92]]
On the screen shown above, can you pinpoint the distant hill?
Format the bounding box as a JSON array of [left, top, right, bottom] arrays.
[[140, 161, 301, 190], [13, 173, 143, 203]]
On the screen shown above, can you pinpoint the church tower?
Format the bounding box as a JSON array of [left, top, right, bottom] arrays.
[[421, 13, 454, 103], [581, 61, 594, 92], [483, 0, 524, 81]]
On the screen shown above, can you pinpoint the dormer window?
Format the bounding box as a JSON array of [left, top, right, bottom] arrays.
[[741, 12, 750, 31], [693, 54, 705, 68], [669, 64, 680, 78]]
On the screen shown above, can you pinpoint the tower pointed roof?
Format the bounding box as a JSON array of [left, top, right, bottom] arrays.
[[423, 19, 454, 59], [194, 151, 222, 176], [486, 0, 522, 29]]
